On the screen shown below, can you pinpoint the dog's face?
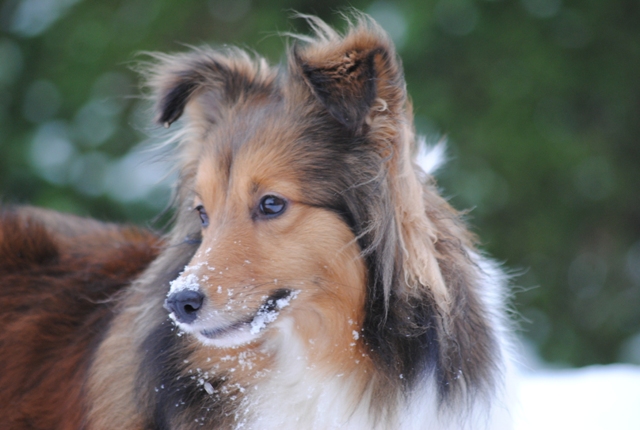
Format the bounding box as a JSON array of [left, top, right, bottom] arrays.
[[156, 17, 452, 360], [165, 102, 367, 348], [149, 17, 499, 409]]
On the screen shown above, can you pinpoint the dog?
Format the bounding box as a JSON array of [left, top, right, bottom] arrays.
[[0, 14, 513, 429]]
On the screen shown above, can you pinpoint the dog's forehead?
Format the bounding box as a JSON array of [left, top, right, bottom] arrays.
[[194, 101, 307, 200]]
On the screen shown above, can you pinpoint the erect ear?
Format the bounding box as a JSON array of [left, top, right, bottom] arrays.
[[145, 49, 275, 128], [292, 17, 458, 309], [291, 17, 406, 134]]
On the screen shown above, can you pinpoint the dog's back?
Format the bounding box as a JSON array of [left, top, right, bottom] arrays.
[[0, 208, 159, 429]]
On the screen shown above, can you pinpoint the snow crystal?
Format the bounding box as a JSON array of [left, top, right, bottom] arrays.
[[168, 273, 200, 295], [250, 308, 280, 335], [250, 291, 298, 335]]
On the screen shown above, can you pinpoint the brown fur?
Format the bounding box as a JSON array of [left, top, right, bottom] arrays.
[[0, 208, 161, 429]]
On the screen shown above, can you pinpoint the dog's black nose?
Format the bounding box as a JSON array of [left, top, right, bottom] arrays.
[[164, 290, 204, 324]]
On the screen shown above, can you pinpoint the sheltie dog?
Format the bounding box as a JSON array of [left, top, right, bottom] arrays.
[[0, 14, 513, 430]]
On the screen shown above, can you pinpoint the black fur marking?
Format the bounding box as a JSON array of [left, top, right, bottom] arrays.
[[159, 80, 199, 127], [361, 264, 442, 390], [261, 288, 293, 312], [137, 320, 231, 429]]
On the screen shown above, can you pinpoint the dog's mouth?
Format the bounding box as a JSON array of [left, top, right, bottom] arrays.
[[200, 319, 251, 339], [195, 288, 296, 345]]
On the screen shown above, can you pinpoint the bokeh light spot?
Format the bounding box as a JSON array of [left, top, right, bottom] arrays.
[[9, 0, 82, 38], [73, 99, 121, 147], [29, 120, 76, 184], [22, 80, 61, 123]]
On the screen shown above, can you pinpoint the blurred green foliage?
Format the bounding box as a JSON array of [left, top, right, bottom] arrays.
[[1, 0, 639, 367]]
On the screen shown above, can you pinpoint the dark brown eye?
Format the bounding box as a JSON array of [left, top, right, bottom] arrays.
[[258, 195, 286, 218], [195, 205, 209, 227]]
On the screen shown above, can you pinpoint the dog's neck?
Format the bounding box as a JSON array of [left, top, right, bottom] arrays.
[[185, 313, 389, 429]]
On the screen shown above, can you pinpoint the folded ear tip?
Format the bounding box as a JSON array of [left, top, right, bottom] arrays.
[[156, 106, 179, 128], [154, 79, 199, 128]]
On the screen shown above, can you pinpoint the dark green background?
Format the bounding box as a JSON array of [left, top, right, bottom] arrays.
[[1, 0, 639, 367]]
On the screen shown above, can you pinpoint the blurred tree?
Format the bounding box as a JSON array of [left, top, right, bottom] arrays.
[[1, 0, 639, 367]]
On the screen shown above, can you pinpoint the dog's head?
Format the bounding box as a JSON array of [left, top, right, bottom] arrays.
[[151, 16, 493, 396]]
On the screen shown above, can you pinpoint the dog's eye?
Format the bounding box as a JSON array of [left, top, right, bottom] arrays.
[[258, 195, 286, 218], [194, 205, 209, 227]]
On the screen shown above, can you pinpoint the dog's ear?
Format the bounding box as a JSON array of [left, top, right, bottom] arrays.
[[146, 52, 223, 128], [293, 17, 459, 309], [291, 17, 405, 135], [145, 50, 274, 128]]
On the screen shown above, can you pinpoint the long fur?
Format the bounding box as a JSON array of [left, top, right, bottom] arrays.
[[0, 14, 513, 429]]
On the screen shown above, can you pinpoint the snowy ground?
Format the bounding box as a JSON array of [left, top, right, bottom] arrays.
[[515, 364, 640, 430]]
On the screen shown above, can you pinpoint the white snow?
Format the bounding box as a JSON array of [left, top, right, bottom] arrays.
[[515, 364, 640, 430], [249, 291, 298, 335], [167, 272, 200, 295], [250, 309, 280, 335]]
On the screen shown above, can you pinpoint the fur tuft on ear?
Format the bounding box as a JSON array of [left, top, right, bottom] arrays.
[[291, 14, 405, 135]]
